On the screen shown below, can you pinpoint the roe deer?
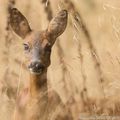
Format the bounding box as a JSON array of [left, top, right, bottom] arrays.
[[10, 8, 72, 120]]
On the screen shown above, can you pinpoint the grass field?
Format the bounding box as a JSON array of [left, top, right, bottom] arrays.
[[0, 0, 120, 120]]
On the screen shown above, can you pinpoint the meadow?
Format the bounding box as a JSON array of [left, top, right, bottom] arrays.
[[0, 0, 120, 119]]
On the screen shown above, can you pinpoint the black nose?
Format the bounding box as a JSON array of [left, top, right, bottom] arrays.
[[28, 61, 45, 73]]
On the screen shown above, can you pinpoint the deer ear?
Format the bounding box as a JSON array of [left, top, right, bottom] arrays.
[[47, 10, 68, 40], [9, 8, 31, 39]]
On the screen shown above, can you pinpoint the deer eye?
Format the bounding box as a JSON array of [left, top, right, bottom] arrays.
[[23, 43, 30, 51]]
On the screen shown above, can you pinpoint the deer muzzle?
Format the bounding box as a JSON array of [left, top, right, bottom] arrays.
[[28, 47, 45, 74]]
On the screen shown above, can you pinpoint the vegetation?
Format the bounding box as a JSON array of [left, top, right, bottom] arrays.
[[0, 0, 120, 119]]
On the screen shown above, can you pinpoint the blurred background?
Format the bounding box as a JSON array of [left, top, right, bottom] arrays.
[[0, 0, 120, 119]]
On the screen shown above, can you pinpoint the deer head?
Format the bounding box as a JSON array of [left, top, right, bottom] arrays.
[[10, 8, 68, 75]]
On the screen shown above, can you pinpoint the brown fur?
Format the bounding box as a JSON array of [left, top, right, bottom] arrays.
[[9, 8, 72, 120]]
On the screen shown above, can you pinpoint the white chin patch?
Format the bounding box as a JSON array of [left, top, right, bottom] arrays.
[[29, 68, 42, 75]]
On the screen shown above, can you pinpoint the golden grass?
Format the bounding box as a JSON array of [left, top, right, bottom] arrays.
[[0, 0, 120, 120]]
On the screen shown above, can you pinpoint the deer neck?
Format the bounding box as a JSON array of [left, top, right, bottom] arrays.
[[29, 70, 48, 98]]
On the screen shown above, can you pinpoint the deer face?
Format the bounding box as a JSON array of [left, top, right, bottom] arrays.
[[10, 8, 68, 74], [23, 31, 52, 74]]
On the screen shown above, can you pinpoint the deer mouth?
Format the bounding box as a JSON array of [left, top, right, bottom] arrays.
[[29, 68, 44, 75]]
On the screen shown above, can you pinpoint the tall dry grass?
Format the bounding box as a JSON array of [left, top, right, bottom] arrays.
[[0, 0, 120, 120]]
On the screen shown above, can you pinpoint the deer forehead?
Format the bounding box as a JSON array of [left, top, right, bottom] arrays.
[[24, 31, 50, 48]]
